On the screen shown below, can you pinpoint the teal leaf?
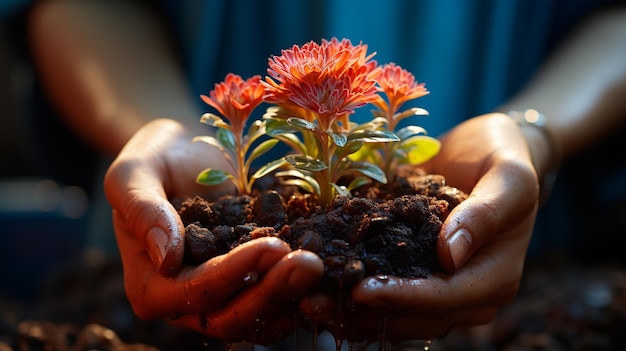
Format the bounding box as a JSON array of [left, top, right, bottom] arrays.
[[348, 161, 388, 184], [285, 154, 328, 172], [265, 117, 299, 135], [347, 129, 399, 143], [329, 131, 348, 147], [287, 117, 318, 131], [216, 128, 236, 152]]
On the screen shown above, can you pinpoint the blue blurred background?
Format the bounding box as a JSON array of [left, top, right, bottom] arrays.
[[1, 0, 113, 301], [1, 1, 626, 350]]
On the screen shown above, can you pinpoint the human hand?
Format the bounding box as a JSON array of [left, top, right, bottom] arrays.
[[301, 113, 539, 342], [104, 119, 324, 343]]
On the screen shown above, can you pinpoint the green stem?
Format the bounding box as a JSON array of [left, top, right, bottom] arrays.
[[315, 130, 335, 207], [382, 141, 396, 181], [236, 134, 249, 195]]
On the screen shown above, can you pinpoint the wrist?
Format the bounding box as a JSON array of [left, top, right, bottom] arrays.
[[507, 109, 561, 204]]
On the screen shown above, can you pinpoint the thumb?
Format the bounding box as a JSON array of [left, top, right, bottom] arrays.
[[105, 158, 185, 276], [437, 156, 538, 273]]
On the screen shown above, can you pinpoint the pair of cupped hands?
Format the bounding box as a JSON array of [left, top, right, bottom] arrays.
[[103, 113, 538, 345]]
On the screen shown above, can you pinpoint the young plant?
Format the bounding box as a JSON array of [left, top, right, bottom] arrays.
[[194, 38, 439, 208], [194, 73, 278, 195], [262, 38, 399, 206], [361, 63, 441, 181]]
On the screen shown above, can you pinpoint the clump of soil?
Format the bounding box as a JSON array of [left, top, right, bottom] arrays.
[[176, 166, 467, 294], [2, 321, 158, 351]]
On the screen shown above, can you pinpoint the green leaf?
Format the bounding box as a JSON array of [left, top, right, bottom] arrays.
[[347, 143, 380, 163], [336, 140, 364, 160], [401, 136, 441, 165], [393, 107, 429, 124], [329, 131, 348, 147], [247, 139, 279, 165], [331, 183, 351, 197], [253, 157, 288, 179], [287, 117, 318, 132], [200, 113, 231, 130], [281, 179, 317, 194], [276, 169, 320, 195], [285, 154, 328, 172], [347, 129, 399, 143], [196, 168, 233, 186], [273, 133, 307, 154], [347, 176, 372, 191], [216, 128, 236, 151], [348, 161, 388, 184], [191, 135, 225, 152], [352, 117, 387, 132], [395, 125, 427, 140], [247, 120, 265, 139], [265, 117, 299, 135]]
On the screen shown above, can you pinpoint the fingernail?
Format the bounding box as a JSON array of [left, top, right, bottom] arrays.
[[447, 228, 472, 270], [145, 226, 169, 271], [287, 252, 323, 289]]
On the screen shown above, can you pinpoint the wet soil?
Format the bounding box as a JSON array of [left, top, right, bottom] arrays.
[[175, 166, 467, 295]]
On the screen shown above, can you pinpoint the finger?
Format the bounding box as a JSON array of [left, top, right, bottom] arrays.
[[104, 123, 187, 275], [203, 250, 322, 340], [353, 219, 534, 312], [115, 211, 293, 319], [352, 162, 537, 312], [173, 250, 324, 343], [437, 144, 538, 272]]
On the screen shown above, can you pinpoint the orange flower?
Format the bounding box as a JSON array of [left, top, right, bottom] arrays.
[[373, 63, 429, 118], [201, 73, 265, 136], [264, 38, 381, 132]]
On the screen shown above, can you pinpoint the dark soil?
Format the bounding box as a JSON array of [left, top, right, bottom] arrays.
[[176, 166, 467, 294]]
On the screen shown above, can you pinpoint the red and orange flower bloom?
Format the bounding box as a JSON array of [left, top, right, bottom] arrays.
[[263, 38, 381, 132], [373, 63, 429, 128], [201, 73, 265, 137]]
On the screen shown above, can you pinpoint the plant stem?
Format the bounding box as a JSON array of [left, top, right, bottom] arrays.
[[236, 134, 249, 195], [383, 141, 396, 182], [316, 130, 335, 207]]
